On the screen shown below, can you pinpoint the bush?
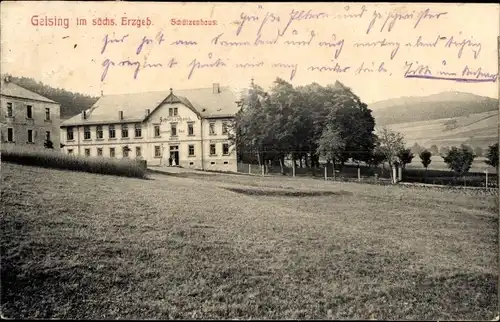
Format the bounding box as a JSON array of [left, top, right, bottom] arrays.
[[1, 150, 147, 179]]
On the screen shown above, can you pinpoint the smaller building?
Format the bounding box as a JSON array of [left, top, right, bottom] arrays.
[[0, 77, 61, 151]]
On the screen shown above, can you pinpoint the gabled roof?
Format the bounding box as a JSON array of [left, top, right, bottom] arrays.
[[61, 86, 241, 126], [1, 79, 58, 104]]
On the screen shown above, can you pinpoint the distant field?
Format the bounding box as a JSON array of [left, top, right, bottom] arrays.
[[1, 163, 498, 320], [385, 111, 498, 149]]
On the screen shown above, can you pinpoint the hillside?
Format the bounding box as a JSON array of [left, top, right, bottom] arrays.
[[5, 75, 99, 120], [371, 91, 498, 126]]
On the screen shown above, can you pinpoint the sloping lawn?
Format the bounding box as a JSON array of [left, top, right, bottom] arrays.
[[1, 163, 497, 319]]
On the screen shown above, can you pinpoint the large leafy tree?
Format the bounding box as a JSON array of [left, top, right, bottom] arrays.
[[230, 79, 377, 172]]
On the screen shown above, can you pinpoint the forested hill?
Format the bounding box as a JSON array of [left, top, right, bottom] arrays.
[[370, 91, 498, 125], [8, 76, 99, 120]]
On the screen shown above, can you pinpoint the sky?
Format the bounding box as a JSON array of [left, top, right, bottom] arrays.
[[1, 2, 498, 103]]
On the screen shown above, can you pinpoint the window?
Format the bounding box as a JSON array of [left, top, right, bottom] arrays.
[[122, 146, 129, 158], [188, 144, 195, 156], [209, 122, 216, 135], [45, 108, 50, 120], [84, 126, 91, 140], [210, 144, 216, 156], [154, 125, 161, 137], [224, 161, 229, 164], [222, 122, 228, 135], [6, 102, 13, 117], [188, 123, 194, 136], [27, 130, 33, 143], [96, 126, 103, 139], [223, 143, 229, 155], [7, 128, 13, 142], [154, 145, 161, 157], [134, 123, 142, 137], [68, 149, 74, 155], [45, 131, 51, 141], [26, 105, 33, 119], [84, 148, 91, 157], [189, 162, 194, 166], [174, 107, 178, 116], [169, 107, 178, 116], [211, 161, 216, 165], [136, 146, 142, 157], [170, 123, 177, 136], [110, 147, 116, 158], [109, 125, 116, 139], [121, 124, 129, 138], [67, 127, 74, 140], [97, 148, 103, 156]]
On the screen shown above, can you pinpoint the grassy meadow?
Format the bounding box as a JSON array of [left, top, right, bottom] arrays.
[[1, 163, 498, 319]]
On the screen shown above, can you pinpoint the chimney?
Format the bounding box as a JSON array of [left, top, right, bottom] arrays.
[[81, 110, 87, 120], [213, 83, 220, 94], [145, 109, 150, 117], [119, 111, 124, 120]]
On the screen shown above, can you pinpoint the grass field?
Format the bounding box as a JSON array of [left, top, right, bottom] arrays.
[[1, 163, 498, 319]]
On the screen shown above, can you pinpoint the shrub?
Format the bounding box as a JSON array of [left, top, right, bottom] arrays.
[[1, 150, 147, 179]]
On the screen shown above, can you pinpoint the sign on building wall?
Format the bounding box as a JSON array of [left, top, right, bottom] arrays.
[[159, 116, 192, 123]]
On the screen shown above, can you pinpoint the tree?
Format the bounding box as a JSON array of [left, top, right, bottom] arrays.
[[367, 148, 386, 169], [397, 148, 414, 169], [443, 146, 476, 183], [316, 125, 346, 167], [439, 146, 450, 156], [473, 146, 483, 157], [419, 150, 432, 181], [376, 127, 405, 182], [230, 78, 377, 174], [485, 143, 499, 170], [429, 144, 439, 155], [44, 138, 54, 149], [410, 142, 423, 155]]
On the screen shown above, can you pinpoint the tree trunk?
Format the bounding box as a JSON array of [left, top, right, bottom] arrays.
[[299, 156, 303, 168], [333, 160, 336, 180], [279, 158, 284, 175]]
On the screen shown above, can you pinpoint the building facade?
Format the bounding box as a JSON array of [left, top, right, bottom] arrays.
[[60, 84, 239, 172], [0, 77, 61, 152]]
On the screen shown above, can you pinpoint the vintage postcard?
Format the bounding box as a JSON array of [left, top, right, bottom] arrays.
[[1, 1, 499, 320]]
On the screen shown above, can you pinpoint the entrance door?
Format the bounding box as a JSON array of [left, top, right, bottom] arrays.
[[169, 145, 179, 166]]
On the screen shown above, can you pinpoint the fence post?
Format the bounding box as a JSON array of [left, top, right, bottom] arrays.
[[357, 167, 361, 182], [248, 163, 251, 174], [392, 167, 397, 184], [485, 169, 488, 187], [261, 164, 265, 176], [292, 163, 296, 177], [324, 166, 327, 181]]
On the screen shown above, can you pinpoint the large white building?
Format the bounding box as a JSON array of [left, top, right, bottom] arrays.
[[60, 84, 240, 172]]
